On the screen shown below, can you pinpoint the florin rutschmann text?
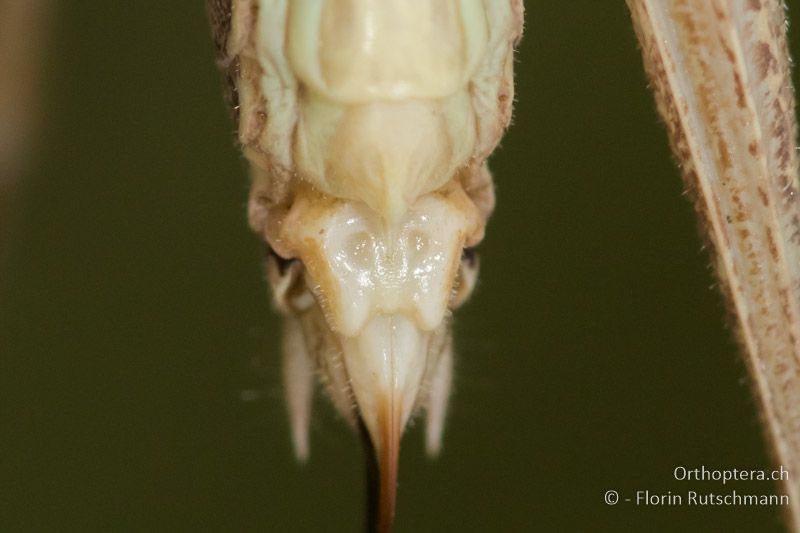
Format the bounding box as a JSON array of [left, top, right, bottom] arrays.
[[632, 489, 788, 506]]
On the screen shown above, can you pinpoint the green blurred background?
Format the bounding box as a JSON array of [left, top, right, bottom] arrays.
[[2, 2, 798, 531]]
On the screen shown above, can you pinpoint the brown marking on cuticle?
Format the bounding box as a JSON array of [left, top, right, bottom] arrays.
[[673, 8, 700, 47], [733, 71, 747, 109], [756, 42, 777, 80], [718, 138, 732, 170], [778, 287, 793, 324], [791, 215, 800, 244], [773, 125, 791, 172], [719, 35, 746, 111], [757, 186, 770, 207], [766, 227, 779, 261], [732, 193, 747, 222], [720, 36, 735, 63], [749, 140, 759, 157], [747, 0, 761, 10], [712, 2, 726, 21]]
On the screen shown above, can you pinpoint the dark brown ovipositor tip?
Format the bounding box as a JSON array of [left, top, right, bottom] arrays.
[[377, 402, 399, 533], [359, 398, 401, 533]]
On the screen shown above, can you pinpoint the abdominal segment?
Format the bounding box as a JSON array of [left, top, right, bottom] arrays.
[[294, 92, 477, 224]]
